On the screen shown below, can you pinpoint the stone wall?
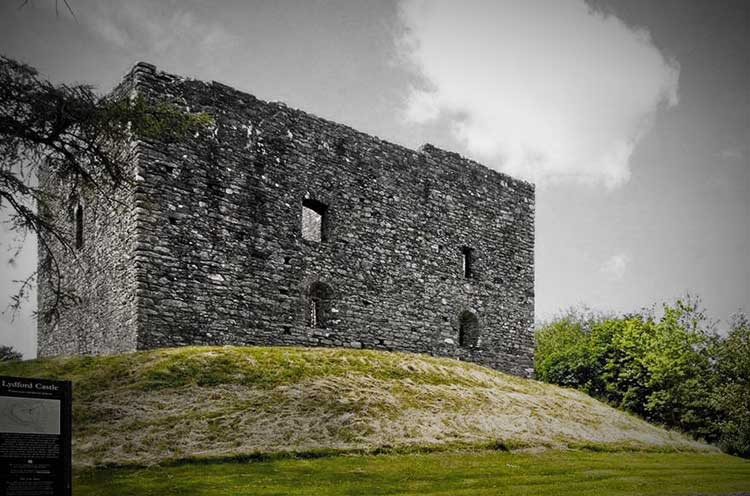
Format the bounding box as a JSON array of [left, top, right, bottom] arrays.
[[37, 69, 146, 357], [39, 62, 535, 376]]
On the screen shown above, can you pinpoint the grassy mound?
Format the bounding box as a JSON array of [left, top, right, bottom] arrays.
[[0, 346, 712, 468]]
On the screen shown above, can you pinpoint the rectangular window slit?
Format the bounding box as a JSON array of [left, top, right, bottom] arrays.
[[462, 247, 474, 278]]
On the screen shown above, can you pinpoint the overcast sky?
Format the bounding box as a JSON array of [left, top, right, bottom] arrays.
[[1, 0, 748, 359]]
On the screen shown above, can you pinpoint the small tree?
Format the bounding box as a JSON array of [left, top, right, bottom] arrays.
[[0, 345, 22, 362], [0, 55, 211, 322]]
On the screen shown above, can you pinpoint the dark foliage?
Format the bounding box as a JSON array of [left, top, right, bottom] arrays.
[[711, 313, 750, 456], [0, 345, 22, 361]]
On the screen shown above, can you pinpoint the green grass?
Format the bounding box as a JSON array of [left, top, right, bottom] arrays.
[[0, 346, 714, 467], [74, 451, 750, 496], [5, 347, 745, 493], [0, 346, 490, 393]]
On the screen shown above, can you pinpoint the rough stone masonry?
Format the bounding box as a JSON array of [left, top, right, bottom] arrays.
[[37, 62, 535, 376]]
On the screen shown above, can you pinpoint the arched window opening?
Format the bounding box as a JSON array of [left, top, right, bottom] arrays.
[[458, 310, 479, 347], [308, 281, 334, 328], [75, 203, 84, 250], [301, 199, 328, 242]]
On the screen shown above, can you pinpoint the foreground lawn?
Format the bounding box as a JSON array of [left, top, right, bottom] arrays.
[[75, 450, 750, 496]]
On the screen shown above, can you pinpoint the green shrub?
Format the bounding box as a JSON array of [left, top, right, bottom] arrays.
[[535, 297, 748, 457], [534, 315, 591, 388]]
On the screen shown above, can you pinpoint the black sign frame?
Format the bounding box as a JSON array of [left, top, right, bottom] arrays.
[[0, 375, 72, 496]]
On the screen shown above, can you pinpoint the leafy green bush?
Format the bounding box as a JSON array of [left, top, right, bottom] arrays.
[[534, 314, 591, 388], [535, 297, 749, 456]]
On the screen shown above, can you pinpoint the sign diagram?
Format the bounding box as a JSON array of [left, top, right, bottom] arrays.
[[0, 397, 61, 435]]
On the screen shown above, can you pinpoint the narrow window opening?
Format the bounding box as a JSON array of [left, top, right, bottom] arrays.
[[310, 298, 321, 327], [462, 247, 474, 278], [458, 310, 480, 347], [75, 203, 84, 249], [301, 199, 327, 242]]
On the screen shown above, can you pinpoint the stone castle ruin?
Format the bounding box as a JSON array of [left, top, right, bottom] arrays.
[[38, 63, 535, 376]]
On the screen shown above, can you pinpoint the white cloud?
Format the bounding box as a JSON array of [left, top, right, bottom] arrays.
[[600, 253, 630, 280], [397, 0, 680, 189]]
